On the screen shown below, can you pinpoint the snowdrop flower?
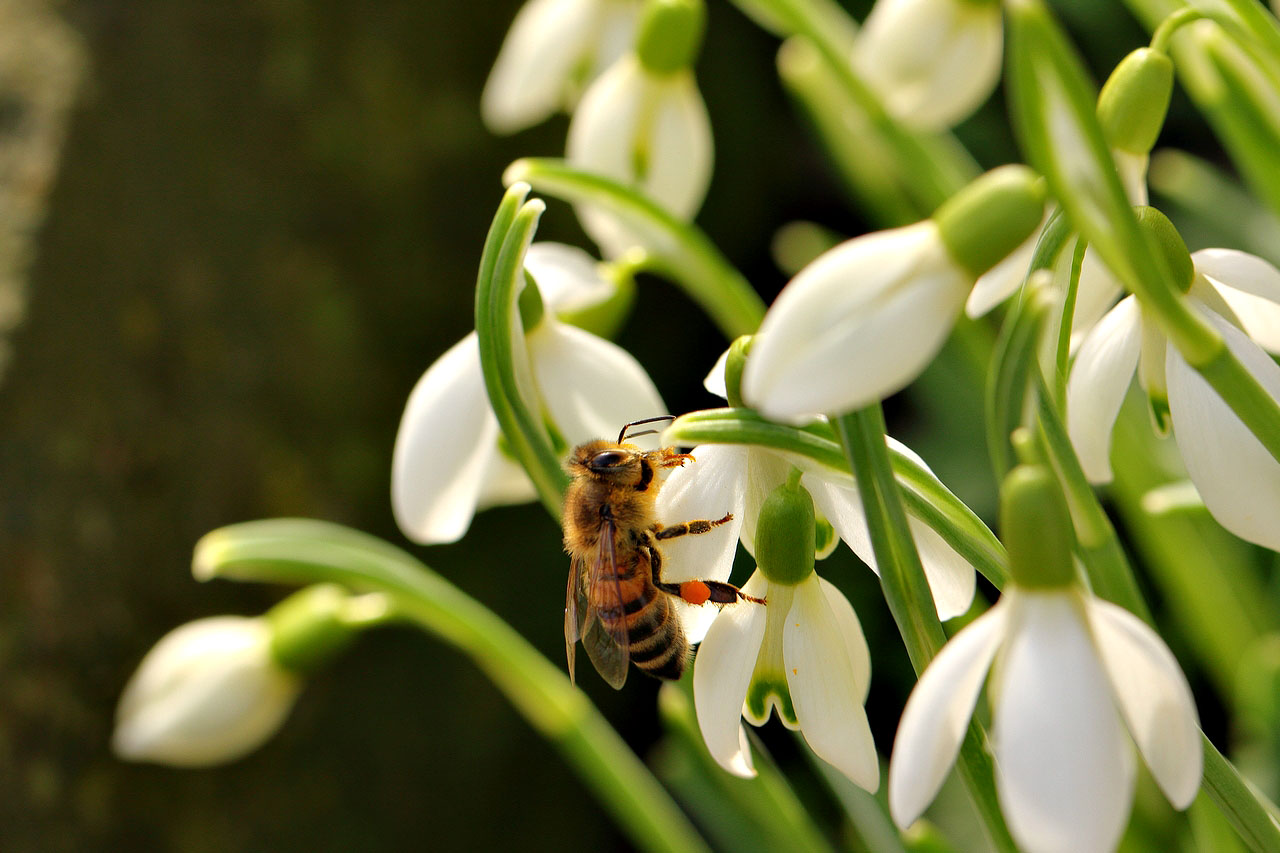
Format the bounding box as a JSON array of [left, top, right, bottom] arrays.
[[743, 165, 1043, 422], [112, 585, 371, 767], [392, 242, 662, 545], [1067, 208, 1280, 551], [889, 466, 1201, 853], [566, 0, 712, 258], [853, 0, 1002, 131], [481, 0, 640, 134], [693, 474, 879, 790]]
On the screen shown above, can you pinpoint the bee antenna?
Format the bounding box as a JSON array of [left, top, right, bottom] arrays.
[[618, 415, 675, 444]]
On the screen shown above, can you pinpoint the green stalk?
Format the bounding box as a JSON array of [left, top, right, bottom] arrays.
[[194, 518, 711, 853], [835, 406, 1017, 853], [502, 159, 764, 339], [474, 184, 570, 519]]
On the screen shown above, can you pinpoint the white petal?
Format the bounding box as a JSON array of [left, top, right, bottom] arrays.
[[703, 346, 730, 400], [113, 617, 301, 767], [1166, 313, 1280, 551], [658, 445, 748, 644], [475, 448, 539, 510], [966, 226, 1036, 318], [743, 222, 969, 422], [524, 242, 612, 316], [992, 592, 1135, 853], [693, 570, 769, 777], [391, 334, 500, 544], [819, 576, 871, 703], [888, 600, 1008, 828], [854, 0, 1003, 131], [1070, 245, 1125, 350], [739, 450, 794, 555], [805, 474, 974, 620], [1086, 599, 1203, 808], [529, 319, 665, 446], [567, 58, 713, 258], [784, 575, 879, 792], [1066, 296, 1142, 483], [481, 0, 597, 134], [1196, 249, 1280, 354]]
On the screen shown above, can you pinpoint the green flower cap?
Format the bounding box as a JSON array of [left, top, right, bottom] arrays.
[[1097, 48, 1174, 155], [267, 584, 359, 675], [636, 0, 706, 75], [934, 165, 1046, 278], [755, 469, 816, 586], [723, 334, 753, 408], [1000, 465, 1077, 589], [1135, 205, 1194, 294]]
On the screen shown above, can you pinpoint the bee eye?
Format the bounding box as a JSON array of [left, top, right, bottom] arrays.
[[590, 450, 628, 469]]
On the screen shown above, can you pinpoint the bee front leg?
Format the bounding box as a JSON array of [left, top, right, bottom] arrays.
[[652, 513, 733, 541]]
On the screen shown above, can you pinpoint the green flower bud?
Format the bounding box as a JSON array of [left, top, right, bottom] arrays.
[[755, 470, 816, 586], [1097, 48, 1174, 155], [1000, 465, 1076, 589], [724, 334, 753, 409], [934, 165, 1047, 278], [636, 0, 706, 75], [814, 514, 838, 559], [1135, 205, 1193, 294], [267, 584, 360, 675], [518, 269, 545, 332]]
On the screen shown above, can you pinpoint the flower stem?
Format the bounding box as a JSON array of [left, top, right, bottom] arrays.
[[194, 518, 712, 853], [474, 183, 571, 520], [503, 159, 765, 339], [834, 405, 1017, 853]]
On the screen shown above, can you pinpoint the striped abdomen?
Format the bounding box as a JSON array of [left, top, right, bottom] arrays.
[[597, 565, 689, 680]]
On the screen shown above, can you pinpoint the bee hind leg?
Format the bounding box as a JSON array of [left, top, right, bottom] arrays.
[[647, 544, 765, 606]]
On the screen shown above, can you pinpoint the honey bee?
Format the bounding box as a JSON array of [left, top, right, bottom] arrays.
[[562, 417, 765, 689]]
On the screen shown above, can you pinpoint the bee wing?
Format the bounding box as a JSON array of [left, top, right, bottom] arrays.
[[564, 555, 585, 684], [581, 517, 630, 689]]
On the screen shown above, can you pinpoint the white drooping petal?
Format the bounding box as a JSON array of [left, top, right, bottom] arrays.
[[392, 333, 501, 544], [966, 223, 1037, 318], [743, 222, 970, 422], [1195, 248, 1280, 353], [738, 450, 794, 555], [113, 617, 301, 767], [658, 445, 748, 644], [480, 0, 599, 134], [854, 0, 1003, 131], [818, 576, 872, 703], [703, 346, 730, 399], [992, 592, 1135, 853], [1071, 245, 1125, 349], [1086, 598, 1203, 808], [524, 242, 613, 316], [475, 446, 539, 510], [1167, 313, 1280, 551], [804, 474, 974, 620], [784, 575, 879, 792], [693, 570, 769, 777], [529, 319, 665, 446], [1066, 296, 1142, 484], [888, 600, 1009, 829], [567, 56, 713, 258]]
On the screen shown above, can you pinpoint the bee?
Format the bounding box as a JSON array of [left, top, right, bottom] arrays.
[[562, 417, 765, 689]]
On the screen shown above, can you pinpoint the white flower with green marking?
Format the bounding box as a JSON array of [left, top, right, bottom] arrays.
[[392, 242, 662, 544], [1067, 247, 1280, 551], [888, 584, 1202, 853], [853, 0, 1003, 131], [113, 616, 301, 767], [481, 0, 640, 134]]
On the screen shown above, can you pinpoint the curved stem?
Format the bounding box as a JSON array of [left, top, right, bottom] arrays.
[[194, 519, 711, 853]]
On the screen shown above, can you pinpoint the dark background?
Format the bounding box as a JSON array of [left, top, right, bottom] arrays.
[[0, 1, 1156, 851]]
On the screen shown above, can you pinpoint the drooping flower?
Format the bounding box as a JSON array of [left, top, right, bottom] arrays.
[[566, 0, 713, 258], [742, 166, 1044, 423], [1067, 236, 1280, 551], [693, 476, 879, 789], [113, 616, 301, 767], [481, 0, 640, 134], [889, 465, 1202, 853], [392, 242, 662, 544], [852, 0, 1003, 131]]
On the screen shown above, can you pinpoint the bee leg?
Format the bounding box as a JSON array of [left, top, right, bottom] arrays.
[[652, 513, 733, 541], [654, 447, 695, 468], [647, 540, 766, 607]]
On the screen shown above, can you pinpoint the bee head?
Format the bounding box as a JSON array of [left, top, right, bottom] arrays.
[[568, 439, 644, 485]]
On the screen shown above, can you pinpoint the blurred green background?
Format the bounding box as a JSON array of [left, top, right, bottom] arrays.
[[0, 1, 1170, 851]]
